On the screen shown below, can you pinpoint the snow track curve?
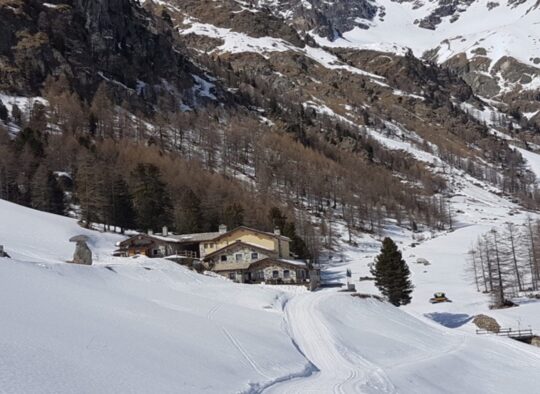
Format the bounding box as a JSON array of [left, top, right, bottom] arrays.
[[264, 291, 396, 394]]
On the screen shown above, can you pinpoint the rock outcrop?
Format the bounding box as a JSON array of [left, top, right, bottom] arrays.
[[473, 314, 501, 333], [0, 0, 197, 108], [69, 235, 92, 265]]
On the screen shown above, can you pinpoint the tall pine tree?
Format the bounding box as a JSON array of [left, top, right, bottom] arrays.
[[371, 237, 413, 306], [131, 163, 172, 232], [108, 174, 136, 233], [174, 188, 203, 234]]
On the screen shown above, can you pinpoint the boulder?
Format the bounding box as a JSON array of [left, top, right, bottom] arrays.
[[473, 314, 501, 333], [0, 245, 10, 258]]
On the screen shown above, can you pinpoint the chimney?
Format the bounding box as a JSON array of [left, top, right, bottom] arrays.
[[162, 226, 168, 237], [147, 229, 154, 235], [274, 227, 281, 236], [219, 224, 227, 234]]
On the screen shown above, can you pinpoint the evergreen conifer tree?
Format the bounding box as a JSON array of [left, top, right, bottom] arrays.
[[371, 237, 413, 306], [223, 203, 244, 229], [131, 163, 172, 232], [109, 174, 136, 233], [175, 188, 203, 234]]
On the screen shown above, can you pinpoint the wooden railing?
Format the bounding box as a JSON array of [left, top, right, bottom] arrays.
[[166, 250, 199, 259], [476, 328, 534, 338]]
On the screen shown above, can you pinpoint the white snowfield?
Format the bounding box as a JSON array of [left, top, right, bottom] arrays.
[[315, 0, 540, 71], [2, 140, 540, 394]]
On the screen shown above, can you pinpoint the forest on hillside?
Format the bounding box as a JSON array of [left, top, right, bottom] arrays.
[[0, 76, 460, 260]]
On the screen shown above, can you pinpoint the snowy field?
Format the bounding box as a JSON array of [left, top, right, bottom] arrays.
[[2, 145, 540, 393]]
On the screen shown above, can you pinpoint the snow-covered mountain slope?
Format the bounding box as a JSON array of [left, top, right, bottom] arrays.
[[312, 0, 539, 66], [3, 180, 540, 393], [258, 0, 540, 68], [0, 200, 309, 393], [248, 0, 540, 103]]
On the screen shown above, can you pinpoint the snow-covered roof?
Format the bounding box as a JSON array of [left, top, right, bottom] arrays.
[[169, 232, 221, 243]]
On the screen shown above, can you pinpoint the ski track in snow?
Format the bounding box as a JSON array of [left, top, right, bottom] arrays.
[[265, 291, 396, 394]]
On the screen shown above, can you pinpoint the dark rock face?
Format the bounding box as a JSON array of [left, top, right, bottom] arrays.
[[0, 0, 195, 105], [416, 0, 475, 29], [0, 245, 10, 258], [262, 0, 378, 40]]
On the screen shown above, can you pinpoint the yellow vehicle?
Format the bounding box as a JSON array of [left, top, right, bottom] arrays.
[[430, 292, 452, 303]]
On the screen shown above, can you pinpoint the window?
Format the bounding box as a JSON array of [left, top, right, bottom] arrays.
[[229, 272, 236, 280], [251, 252, 258, 260], [220, 255, 228, 262], [235, 253, 243, 262], [284, 270, 290, 279], [152, 249, 159, 256], [204, 243, 209, 249], [272, 270, 279, 279]]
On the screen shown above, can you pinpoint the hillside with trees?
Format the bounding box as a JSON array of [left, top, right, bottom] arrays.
[[1, 0, 539, 261]]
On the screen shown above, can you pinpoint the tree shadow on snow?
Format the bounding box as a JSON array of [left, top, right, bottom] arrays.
[[424, 312, 473, 328]]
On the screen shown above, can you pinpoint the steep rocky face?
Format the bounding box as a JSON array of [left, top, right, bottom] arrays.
[[0, 0, 196, 107], [415, 0, 475, 30], [258, 0, 379, 40]]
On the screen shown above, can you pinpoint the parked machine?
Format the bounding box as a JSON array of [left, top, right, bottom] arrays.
[[429, 292, 452, 303]]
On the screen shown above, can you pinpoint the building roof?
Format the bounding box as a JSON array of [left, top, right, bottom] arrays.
[[118, 233, 180, 246], [203, 240, 276, 261], [168, 232, 222, 243], [212, 226, 291, 242], [118, 226, 290, 247]]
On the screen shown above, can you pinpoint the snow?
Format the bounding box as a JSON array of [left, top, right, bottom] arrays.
[[313, 0, 540, 71], [179, 20, 292, 55], [0, 200, 308, 393], [266, 292, 540, 393], [179, 19, 384, 81], [513, 146, 540, 181], [0, 93, 47, 120], [3, 136, 540, 393], [192, 74, 217, 100]]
